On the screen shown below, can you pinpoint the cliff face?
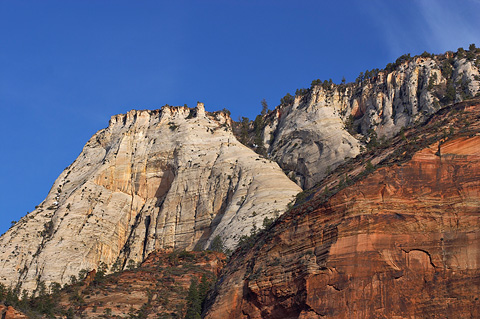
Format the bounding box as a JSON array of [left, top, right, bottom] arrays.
[[0, 103, 300, 292], [265, 52, 480, 188], [205, 101, 480, 319], [265, 99, 361, 189]]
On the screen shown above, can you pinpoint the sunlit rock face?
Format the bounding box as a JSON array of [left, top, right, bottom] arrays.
[[0, 103, 300, 292], [265, 53, 480, 188]]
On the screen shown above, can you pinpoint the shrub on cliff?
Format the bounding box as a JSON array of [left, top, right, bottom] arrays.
[[385, 53, 411, 72], [365, 160, 375, 173], [311, 79, 321, 88], [253, 115, 267, 155], [280, 93, 294, 105], [93, 262, 108, 284], [295, 88, 309, 96], [421, 51, 434, 58], [444, 82, 456, 103], [209, 235, 225, 253]]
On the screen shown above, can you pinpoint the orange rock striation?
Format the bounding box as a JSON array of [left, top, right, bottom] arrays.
[[205, 101, 480, 318]]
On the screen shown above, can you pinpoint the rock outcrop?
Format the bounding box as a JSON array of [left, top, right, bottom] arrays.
[[265, 97, 361, 189], [205, 100, 480, 318], [264, 50, 480, 188], [57, 250, 225, 319], [0, 305, 28, 319], [0, 103, 300, 293]]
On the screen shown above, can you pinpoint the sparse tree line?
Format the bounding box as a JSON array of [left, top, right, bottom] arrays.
[[277, 44, 479, 109], [0, 280, 66, 318], [233, 44, 479, 158], [0, 257, 141, 318], [234, 99, 270, 156], [0, 249, 227, 319]]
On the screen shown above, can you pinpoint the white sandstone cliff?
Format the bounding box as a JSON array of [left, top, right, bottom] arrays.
[[264, 52, 480, 188], [0, 103, 301, 292]]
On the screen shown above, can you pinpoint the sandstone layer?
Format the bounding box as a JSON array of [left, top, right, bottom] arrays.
[[0, 103, 300, 293], [264, 50, 480, 188], [205, 102, 480, 318]]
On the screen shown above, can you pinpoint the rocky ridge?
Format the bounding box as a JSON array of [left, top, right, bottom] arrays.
[[0, 103, 300, 293], [263, 49, 480, 188], [59, 250, 225, 319], [205, 99, 480, 318]]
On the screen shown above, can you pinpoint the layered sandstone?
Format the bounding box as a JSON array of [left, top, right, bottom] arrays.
[[0, 103, 300, 293], [205, 102, 480, 318], [265, 51, 480, 188]]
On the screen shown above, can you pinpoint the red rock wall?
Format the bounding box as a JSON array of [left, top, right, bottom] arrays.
[[205, 135, 480, 318]]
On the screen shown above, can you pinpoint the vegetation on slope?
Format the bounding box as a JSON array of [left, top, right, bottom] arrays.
[[0, 250, 224, 319]]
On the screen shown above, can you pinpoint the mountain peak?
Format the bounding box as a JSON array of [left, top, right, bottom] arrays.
[[0, 103, 300, 292]]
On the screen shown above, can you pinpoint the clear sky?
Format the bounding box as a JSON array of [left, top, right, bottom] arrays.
[[1, 0, 479, 235]]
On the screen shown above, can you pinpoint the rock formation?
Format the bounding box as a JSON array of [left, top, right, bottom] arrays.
[[0, 103, 300, 293], [265, 97, 361, 189], [56, 250, 225, 319], [1, 48, 479, 318], [264, 50, 480, 188], [205, 100, 480, 318], [0, 305, 28, 319]]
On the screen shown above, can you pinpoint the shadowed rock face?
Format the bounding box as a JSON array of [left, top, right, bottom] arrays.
[[0, 103, 300, 293], [205, 104, 480, 319], [266, 101, 361, 189]]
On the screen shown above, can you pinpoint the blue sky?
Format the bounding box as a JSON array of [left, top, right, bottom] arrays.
[[1, 0, 479, 235]]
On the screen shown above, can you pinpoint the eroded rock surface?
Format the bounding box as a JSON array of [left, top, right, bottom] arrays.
[[266, 98, 361, 189], [265, 51, 480, 188], [0, 103, 300, 293], [206, 102, 480, 319]]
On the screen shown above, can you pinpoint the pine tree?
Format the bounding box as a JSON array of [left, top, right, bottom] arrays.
[[198, 275, 210, 302], [209, 235, 225, 253], [261, 99, 269, 115], [94, 262, 108, 284], [185, 278, 202, 319]]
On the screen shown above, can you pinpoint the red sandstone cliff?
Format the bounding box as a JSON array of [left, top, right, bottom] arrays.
[[205, 101, 480, 318]]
